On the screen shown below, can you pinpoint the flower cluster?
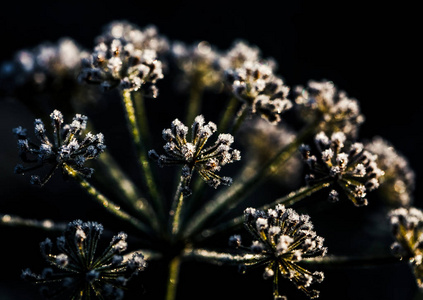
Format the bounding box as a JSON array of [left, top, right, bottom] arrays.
[[222, 41, 291, 124], [149, 115, 241, 194], [389, 207, 423, 287], [79, 21, 167, 96], [171, 41, 221, 90], [231, 205, 327, 299], [13, 109, 106, 186], [365, 136, 415, 207], [22, 220, 147, 299], [300, 131, 383, 206], [294, 80, 364, 137]]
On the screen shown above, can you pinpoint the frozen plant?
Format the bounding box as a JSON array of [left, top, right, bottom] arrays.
[[0, 19, 420, 300]]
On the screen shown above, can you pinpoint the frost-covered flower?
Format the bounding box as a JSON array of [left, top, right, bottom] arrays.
[[389, 207, 423, 287], [13, 109, 106, 186], [365, 136, 415, 207], [224, 60, 292, 124], [0, 38, 98, 108], [234, 205, 327, 299], [149, 115, 240, 193], [294, 80, 364, 137], [22, 220, 147, 299], [171, 40, 221, 90], [219, 40, 275, 70], [79, 21, 166, 97], [300, 131, 383, 206]]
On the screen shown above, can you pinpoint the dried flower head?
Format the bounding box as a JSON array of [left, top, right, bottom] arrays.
[[389, 207, 423, 287], [224, 61, 292, 124], [294, 80, 364, 137], [22, 220, 147, 299], [96, 21, 169, 55], [219, 40, 274, 70], [365, 136, 415, 207], [79, 22, 166, 96], [234, 205, 326, 299], [300, 131, 383, 206], [148, 115, 240, 193], [171, 40, 221, 90], [13, 109, 106, 186]]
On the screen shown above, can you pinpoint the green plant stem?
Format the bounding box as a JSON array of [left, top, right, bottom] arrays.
[[169, 176, 189, 237], [193, 182, 330, 242], [165, 255, 182, 300], [301, 254, 407, 268], [182, 120, 319, 239], [94, 150, 161, 232], [63, 164, 153, 238], [183, 248, 267, 266], [217, 96, 239, 134], [185, 81, 204, 126], [0, 213, 67, 232], [121, 90, 165, 220], [230, 103, 249, 135]]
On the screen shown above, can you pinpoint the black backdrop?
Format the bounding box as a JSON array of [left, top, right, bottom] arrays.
[[0, 1, 421, 299]]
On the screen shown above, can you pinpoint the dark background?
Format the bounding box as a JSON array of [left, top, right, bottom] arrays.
[[0, 1, 421, 299]]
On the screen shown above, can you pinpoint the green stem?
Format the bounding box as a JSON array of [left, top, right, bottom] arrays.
[[169, 176, 189, 237], [183, 248, 267, 266], [94, 150, 161, 232], [0, 213, 66, 232], [165, 255, 182, 300], [63, 164, 153, 238], [217, 96, 240, 134], [182, 120, 319, 239], [121, 90, 165, 219], [193, 182, 330, 242], [230, 103, 249, 135], [185, 81, 204, 126], [301, 254, 406, 268]]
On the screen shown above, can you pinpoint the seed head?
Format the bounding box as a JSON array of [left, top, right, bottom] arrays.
[[13, 110, 106, 186], [224, 61, 292, 124], [21, 220, 147, 300], [79, 21, 167, 97], [389, 207, 423, 288], [149, 115, 240, 193], [235, 205, 326, 299], [294, 80, 364, 137], [365, 136, 415, 207], [300, 131, 384, 206]]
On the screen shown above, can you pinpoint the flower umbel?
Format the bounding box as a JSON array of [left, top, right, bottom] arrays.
[[149, 115, 240, 193], [233, 205, 326, 299], [300, 131, 383, 206], [79, 21, 165, 96], [21, 220, 147, 299], [13, 109, 106, 186], [389, 207, 423, 287]]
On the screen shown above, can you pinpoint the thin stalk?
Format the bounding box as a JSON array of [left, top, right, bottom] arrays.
[[0, 213, 67, 232], [230, 103, 249, 135], [182, 119, 320, 239], [217, 96, 240, 134], [165, 255, 182, 300], [301, 254, 406, 268], [93, 150, 161, 233], [121, 90, 164, 216], [169, 175, 190, 237], [62, 164, 153, 238], [193, 182, 330, 242], [183, 248, 267, 266], [184, 81, 204, 126]]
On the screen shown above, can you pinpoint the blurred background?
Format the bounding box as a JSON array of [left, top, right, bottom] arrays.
[[0, 0, 421, 299]]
